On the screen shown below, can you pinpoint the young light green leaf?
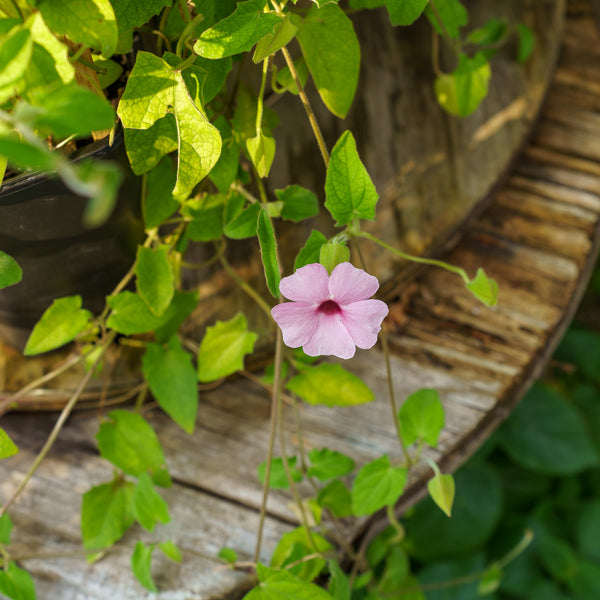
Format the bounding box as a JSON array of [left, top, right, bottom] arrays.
[[111, 0, 171, 31], [194, 0, 282, 59], [96, 410, 171, 486], [0, 26, 32, 104], [197, 313, 258, 382], [517, 23, 535, 63], [117, 52, 222, 199], [0, 514, 12, 545], [398, 388, 445, 447], [276, 185, 319, 222], [477, 565, 502, 596], [271, 526, 333, 582], [246, 131, 276, 178], [218, 547, 238, 564], [37, 0, 118, 58], [245, 566, 334, 600], [296, 4, 359, 118], [325, 130, 378, 226], [0, 428, 18, 460], [352, 455, 408, 516], [133, 472, 171, 532], [143, 156, 179, 229], [107, 291, 165, 334], [159, 540, 182, 563], [434, 52, 491, 117], [317, 480, 352, 517], [425, 0, 468, 39], [131, 541, 157, 592], [81, 479, 135, 549], [24, 296, 92, 356], [253, 14, 297, 63], [286, 363, 375, 407], [124, 116, 178, 176], [223, 202, 261, 239], [427, 471, 455, 517], [466, 267, 498, 306], [320, 241, 350, 274], [142, 336, 199, 433], [328, 560, 351, 600], [258, 207, 281, 298], [0, 251, 22, 290], [136, 245, 174, 317], [295, 230, 327, 270], [307, 448, 355, 481], [385, 0, 429, 26], [258, 456, 303, 489], [0, 561, 36, 600]]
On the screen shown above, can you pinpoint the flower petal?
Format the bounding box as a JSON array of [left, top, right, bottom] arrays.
[[271, 302, 318, 348], [279, 263, 330, 303], [302, 313, 356, 359], [340, 299, 389, 349], [329, 262, 380, 305]]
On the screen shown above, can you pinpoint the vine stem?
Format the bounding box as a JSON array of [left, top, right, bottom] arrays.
[[253, 330, 283, 564], [427, 0, 461, 56], [0, 331, 117, 519]]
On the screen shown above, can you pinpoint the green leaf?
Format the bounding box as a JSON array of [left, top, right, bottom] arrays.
[[467, 18, 507, 45], [218, 547, 238, 564], [351, 455, 407, 516], [0, 427, 18, 460], [184, 194, 226, 241], [425, 0, 468, 39], [477, 564, 502, 596], [107, 291, 165, 334], [193, 55, 233, 104], [274, 55, 309, 95], [92, 56, 123, 89], [271, 526, 333, 582], [197, 313, 258, 382], [275, 185, 319, 222], [378, 546, 410, 595], [223, 202, 261, 239], [0, 251, 22, 290], [246, 131, 276, 178], [319, 241, 350, 274], [557, 330, 600, 384], [328, 561, 350, 600], [418, 555, 485, 600], [124, 116, 178, 176], [307, 448, 355, 481], [37, 0, 118, 58], [24, 296, 92, 356], [159, 540, 182, 562], [405, 463, 502, 561], [0, 562, 36, 600], [576, 500, 600, 563], [194, 0, 282, 59], [253, 14, 297, 63], [398, 388, 445, 447], [385, 0, 429, 26], [349, 0, 385, 7], [142, 336, 199, 433], [143, 156, 179, 229], [0, 513, 12, 545], [245, 566, 334, 600], [131, 541, 157, 592], [154, 290, 199, 343], [258, 456, 303, 489], [434, 52, 491, 117], [325, 131, 378, 226], [96, 410, 171, 486], [0, 26, 32, 104], [427, 471, 455, 517], [517, 23, 535, 63], [317, 480, 352, 517], [465, 267, 498, 306], [295, 230, 327, 270], [76, 159, 123, 228], [133, 472, 171, 532], [210, 116, 240, 193], [81, 479, 135, 549], [16, 83, 115, 138], [136, 245, 174, 317], [117, 52, 222, 199], [286, 363, 375, 407], [296, 4, 360, 118], [111, 0, 171, 31], [258, 207, 281, 298], [0, 132, 56, 172], [498, 383, 599, 475]]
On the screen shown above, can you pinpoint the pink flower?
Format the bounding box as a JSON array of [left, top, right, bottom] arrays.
[[271, 262, 389, 359]]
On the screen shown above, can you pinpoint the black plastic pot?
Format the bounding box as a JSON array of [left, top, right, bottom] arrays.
[[0, 129, 143, 350]]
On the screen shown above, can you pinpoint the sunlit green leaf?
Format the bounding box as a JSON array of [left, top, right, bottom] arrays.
[[159, 540, 182, 562], [258, 456, 303, 489], [427, 471, 455, 517], [385, 0, 429, 26], [133, 472, 170, 532], [0, 251, 22, 290], [245, 565, 334, 600], [307, 448, 355, 481], [0, 513, 12, 545], [253, 14, 297, 63], [218, 547, 238, 564], [136, 245, 174, 317], [398, 388, 445, 447], [465, 267, 498, 306], [0, 561, 36, 600], [131, 541, 157, 592], [0, 26, 32, 104]]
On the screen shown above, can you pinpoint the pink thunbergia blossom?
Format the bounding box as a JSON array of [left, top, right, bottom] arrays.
[[271, 262, 389, 359]]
